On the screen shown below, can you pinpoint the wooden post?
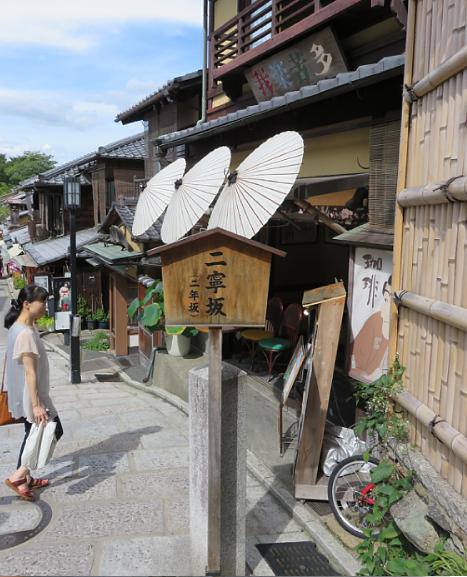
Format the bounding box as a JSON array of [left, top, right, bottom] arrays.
[[207, 327, 222, 575], [114, 273, 129, 357]]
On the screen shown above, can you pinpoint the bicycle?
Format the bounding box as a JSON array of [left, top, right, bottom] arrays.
[[327, 436, 410, 539]]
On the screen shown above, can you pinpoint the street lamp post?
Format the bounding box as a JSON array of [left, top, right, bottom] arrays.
[[63, 175, 81, 384]]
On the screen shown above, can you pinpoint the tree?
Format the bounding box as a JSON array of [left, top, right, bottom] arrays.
[[4, 151, 56, 186]]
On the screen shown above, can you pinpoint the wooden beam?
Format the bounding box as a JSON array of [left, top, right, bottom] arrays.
[[293, 199, 346, 234]]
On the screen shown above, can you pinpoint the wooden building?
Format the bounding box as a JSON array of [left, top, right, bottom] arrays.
[[20, 132, 146, 242], [107, 71, 203, 360], [390, 0, 467, 497], [83, 202, 162, 357], [12, 133, 146, 320], [153, 0, 408, 383], [115, 71, 202, 179]]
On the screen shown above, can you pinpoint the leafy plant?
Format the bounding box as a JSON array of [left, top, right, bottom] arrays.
[[353, 358, 465, 577], [128, 280, 164, 332], [354, 356, 408, 443], [83, 331, 109, 351], [77, 296, 90, 319], [13, 275, 27, 290], [93, 308, 107, 322], [426, 543, 467, 576], [35, 315, 54, 331], [165, 326, 199, 338]]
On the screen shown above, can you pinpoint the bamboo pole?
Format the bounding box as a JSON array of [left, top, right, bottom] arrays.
[[397, 176, 467, 207], [404, 45, 467, 102], [397, 290, 467, 332], [396, 390, 467, 464], [389, 0, 417, 363]]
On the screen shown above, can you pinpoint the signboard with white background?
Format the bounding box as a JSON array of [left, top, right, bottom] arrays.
[[349, 247, 393, 383]]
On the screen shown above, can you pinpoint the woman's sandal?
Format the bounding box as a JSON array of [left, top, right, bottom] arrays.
[[28, 477, 49, 489], [4, 478, 35, 501]]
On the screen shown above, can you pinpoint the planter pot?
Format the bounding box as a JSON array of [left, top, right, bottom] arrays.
[[86, 319, 97, 330], [165, 334, 191, 357], [98, 321, 109, 330]]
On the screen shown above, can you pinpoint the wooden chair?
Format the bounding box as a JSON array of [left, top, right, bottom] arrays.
[[241, 296, 283, 370], [259, 303, 303, 380]]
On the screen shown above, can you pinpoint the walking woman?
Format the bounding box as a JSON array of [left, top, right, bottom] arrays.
[[3, 284, 63, 501]]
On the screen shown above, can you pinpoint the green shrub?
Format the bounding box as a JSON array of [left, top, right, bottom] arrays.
[[36, 315, 54, 331], [83, 331, 109, 351], [13, 276, 27, 290]]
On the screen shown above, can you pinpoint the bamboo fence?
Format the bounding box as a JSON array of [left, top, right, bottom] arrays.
[[394, 0, 467, 496]]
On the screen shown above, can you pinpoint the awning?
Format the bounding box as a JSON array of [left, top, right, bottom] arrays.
[[13, 253, 38, 268], [83, 241, 143, 265], [333, 223, 393, 248], [8, 244, 23, 258]]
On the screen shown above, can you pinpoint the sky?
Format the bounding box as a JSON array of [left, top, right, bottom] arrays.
[[0, 0, 203, 165]]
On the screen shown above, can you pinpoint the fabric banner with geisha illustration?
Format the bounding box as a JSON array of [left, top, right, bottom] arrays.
[[349, 247, 392, 384]]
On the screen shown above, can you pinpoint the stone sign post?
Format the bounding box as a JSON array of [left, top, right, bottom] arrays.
[[149, 228, 285, 575]]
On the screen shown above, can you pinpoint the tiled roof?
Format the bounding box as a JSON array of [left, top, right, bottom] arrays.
[[100, 203, 162, 242], [115, 70, 202, 124], [19, 133, 146, 189], [156, 55, 405, 148], [24, 227, 101, 266]]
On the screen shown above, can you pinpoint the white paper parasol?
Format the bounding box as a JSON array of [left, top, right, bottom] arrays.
[[161, 146, 231, 244], [132, 158, 186, 237], [208, 131, 304, 238]]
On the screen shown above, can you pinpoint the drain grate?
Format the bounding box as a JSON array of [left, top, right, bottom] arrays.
[[256, 541, 341, 576]]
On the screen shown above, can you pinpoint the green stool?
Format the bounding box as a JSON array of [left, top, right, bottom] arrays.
[[259, 337, 293, 381]]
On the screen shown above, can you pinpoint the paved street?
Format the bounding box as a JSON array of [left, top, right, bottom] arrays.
[[0, 281, 312, 576]]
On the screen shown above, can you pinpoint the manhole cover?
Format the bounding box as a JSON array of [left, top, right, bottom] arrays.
[[256, 541, 340, 576]]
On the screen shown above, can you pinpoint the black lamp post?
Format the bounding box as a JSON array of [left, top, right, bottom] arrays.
[[63, 175, 81, 384]]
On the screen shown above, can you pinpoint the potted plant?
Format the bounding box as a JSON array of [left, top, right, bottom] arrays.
[[165, 326, 199, 357], [86, 311, 97, 331], [94, 308, 109, 329]]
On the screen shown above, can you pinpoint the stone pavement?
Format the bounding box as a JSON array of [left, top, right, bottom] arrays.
[[0, 340, 311, 574]]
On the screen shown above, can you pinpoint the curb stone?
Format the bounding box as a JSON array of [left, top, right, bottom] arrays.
[[45, 337, 360, 575]]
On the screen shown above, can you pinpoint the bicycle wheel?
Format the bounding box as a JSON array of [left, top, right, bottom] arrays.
[[328, 454, 379, 538]]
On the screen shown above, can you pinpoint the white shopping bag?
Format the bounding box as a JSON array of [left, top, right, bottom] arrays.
[[21, 420, 57, 470]]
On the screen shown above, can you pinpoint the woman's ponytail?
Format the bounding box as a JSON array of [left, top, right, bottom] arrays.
[[4, 284, 49, 329]]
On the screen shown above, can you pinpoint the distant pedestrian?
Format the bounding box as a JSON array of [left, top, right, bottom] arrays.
[[3, 284, 63, 501]]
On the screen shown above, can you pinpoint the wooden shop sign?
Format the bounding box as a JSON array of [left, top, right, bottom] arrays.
[[245, 27, 347, 102], [148, 228, 286, 327]]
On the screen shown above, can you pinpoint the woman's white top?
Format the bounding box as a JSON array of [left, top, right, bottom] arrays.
[[5, 322, 57, 422]]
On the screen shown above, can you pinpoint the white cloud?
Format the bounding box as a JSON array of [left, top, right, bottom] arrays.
[[0, 89, 119, 130], [0, 139, 55, 159], [1, 0, 202, 51]]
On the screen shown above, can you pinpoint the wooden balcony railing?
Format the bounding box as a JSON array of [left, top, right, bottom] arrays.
[[211, 0, 357, 78]]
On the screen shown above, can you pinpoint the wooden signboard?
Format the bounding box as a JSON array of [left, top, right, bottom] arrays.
[[293, 282, 346, 500], [148, 228, 286, 327], [245, 27, 348, 103], [150, 228, 285, 574]]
